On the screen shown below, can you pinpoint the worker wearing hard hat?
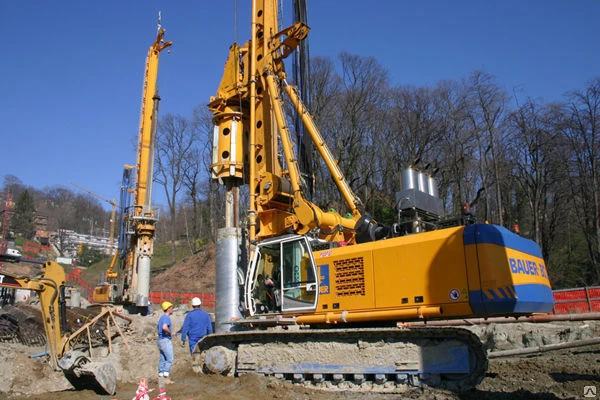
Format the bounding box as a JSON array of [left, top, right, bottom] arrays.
[[157, 301, 175, 384], [180, 297, 213, 355]]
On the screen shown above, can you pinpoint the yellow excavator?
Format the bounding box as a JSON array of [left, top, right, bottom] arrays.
[[0, 253, 117, 395], [92, 23, 171, 310], [194, 0, 554, 393]]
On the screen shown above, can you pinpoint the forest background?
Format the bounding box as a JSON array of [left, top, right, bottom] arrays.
[[3, 53, 600, 290]]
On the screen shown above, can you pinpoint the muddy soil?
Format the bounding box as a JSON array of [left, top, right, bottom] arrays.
[[5, 345, 600, 400], [2, 310, 599, 400], [3, 250, 598, 399]]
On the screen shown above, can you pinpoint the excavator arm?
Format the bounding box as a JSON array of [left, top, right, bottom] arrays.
[[0, 258, 69, 367], [0, 255, 117, 394]]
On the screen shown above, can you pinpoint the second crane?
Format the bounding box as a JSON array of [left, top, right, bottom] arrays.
[[93, 24, 171, 311]]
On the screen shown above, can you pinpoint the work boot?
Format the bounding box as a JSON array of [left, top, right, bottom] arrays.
[[162, 377, 175, 385], [152, 388, 171, 400]]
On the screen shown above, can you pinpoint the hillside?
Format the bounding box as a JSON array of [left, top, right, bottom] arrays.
[[149, 243, 217, 295], [74, 242, 217, 306]]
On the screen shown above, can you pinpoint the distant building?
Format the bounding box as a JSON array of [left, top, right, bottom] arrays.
[[35, 230, 50, 246], [52, 229, 116, 258]]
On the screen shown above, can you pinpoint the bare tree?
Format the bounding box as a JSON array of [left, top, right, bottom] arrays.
[[314, 52, 389, 215], [435, 79, 479, 215], [181, 146, 203, 253], [466, 71, 508, 224], [155, 113, 200, 263], [304, 56, 343, 210], [561, 78, 600, 284], [388, 86, 443, 165], [39, 186, 76, 232], [507, 99, 565, 260], [306, 57, 343, 131], [2, 175, 26, 198]]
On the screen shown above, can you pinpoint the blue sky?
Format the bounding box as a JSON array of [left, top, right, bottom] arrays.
[[2, 1, 598, 210]]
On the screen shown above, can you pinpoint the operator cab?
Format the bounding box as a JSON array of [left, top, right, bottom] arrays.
[[246, 235, 318, 316]]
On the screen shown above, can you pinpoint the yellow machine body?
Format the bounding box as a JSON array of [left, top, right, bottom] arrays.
[[246, 225, 554, 324]]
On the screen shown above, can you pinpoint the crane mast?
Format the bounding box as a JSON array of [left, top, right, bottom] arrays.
[[209, 0, 363, 246], [123, 26, 171, 308], [135, 28, 170, 212], [209, 0, 384, 333]]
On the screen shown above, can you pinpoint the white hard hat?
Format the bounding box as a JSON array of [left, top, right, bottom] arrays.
[[191, 297, 202, 306]]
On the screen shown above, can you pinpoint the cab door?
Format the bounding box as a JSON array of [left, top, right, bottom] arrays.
[[279, 236, 318, 313]]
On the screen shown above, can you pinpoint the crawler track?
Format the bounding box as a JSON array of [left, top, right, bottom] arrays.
[[193, 327, 487, 393], [0, 305, 46, 346]]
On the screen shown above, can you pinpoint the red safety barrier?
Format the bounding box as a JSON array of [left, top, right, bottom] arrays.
[[66, 269, 95, 302], [65, 266, 597, 316], [65, 268, 217, 307], [553, 286, 600, 314], [150, 287, 599, 314], [149, 291, 215, 308], [23, 241, 51, 254]]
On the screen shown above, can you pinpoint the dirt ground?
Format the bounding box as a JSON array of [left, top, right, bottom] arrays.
[[2, 249, 599, 399], [7, 346, 600, 400], [1, 307, 599, 400]]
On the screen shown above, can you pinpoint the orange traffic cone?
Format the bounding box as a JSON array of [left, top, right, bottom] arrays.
[[133, 378, 151, 400]]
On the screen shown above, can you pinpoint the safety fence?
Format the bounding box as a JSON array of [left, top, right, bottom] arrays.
[[65, 269, 216, 307], [23, 241, 51, 256], [66, 266, 597, 315], [148, 288, 600, 314], [553, 286, 600, 314], [66, 268, 94, 301], [148, 291, 215, 308]]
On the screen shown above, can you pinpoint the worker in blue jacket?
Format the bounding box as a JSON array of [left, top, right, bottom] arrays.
[[180, 297, 213, 354]]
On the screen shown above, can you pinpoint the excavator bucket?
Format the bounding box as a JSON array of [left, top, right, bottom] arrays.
[[58, 350, 117, 395]]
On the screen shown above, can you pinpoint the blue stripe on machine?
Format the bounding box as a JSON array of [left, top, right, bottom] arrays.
[[463, 224, 543, 258], [470, 283, 554, 315], [506, 286, 517, 298], [497, 287, 510, 299], [487, 289, 501, 300]]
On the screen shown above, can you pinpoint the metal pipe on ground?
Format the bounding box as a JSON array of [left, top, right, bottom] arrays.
[[399, 312, 600, 327], [488, 337, 600, 359]]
